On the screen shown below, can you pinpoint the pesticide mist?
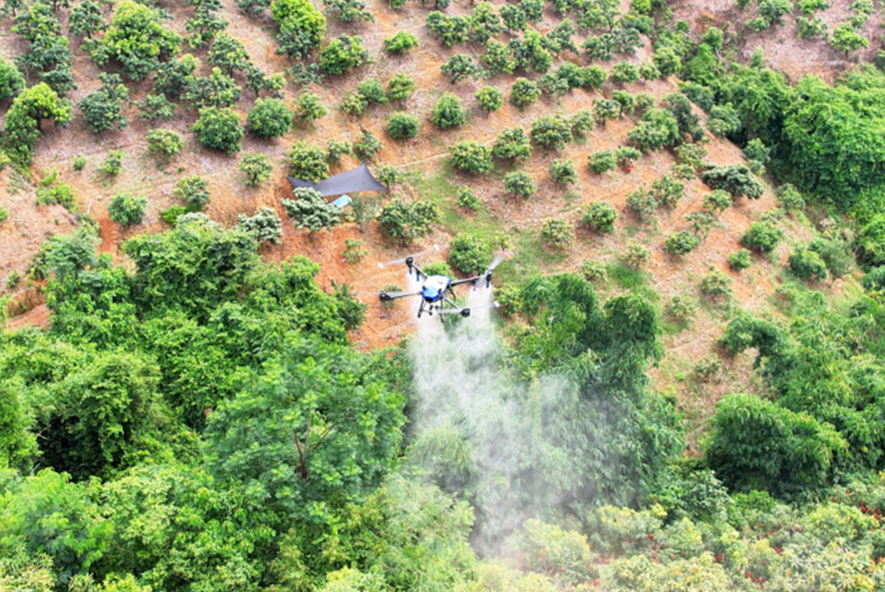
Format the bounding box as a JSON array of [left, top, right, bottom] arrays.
[[405, 272, 577, 553]]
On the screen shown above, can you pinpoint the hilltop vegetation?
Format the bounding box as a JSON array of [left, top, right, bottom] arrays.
[[2, 0, 885, 588]]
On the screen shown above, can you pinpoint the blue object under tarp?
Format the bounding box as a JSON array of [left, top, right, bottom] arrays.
[[331, 195, 352, 208], [286, 163, 388, 197]]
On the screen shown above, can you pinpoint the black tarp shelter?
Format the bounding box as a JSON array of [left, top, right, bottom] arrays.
[[285, 163, 387, 197]]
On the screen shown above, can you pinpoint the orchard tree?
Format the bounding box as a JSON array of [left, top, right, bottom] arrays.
[[701, 164, 763, 199], [384, 31, 418, 53], [109, 193, 147, 225], [0, 59, 25, 101], [450, 141, 493, 174], [387, 112, 419, 140], [287, 142, 329, 182], [387, 73, 415, 101], [146, 129, 184, 162], [192, 106, 244, 154], [475, 86, 504, 112], [247, 98, 293, 139], [69, 0, 105, 38], [583, 202, 618, 232], [509, 77, 540, 109], [627, 108, 680, 152], [492, 127, 532, 161], [283, 187, 340, 233], [469, 2, 502, 43], [503, 170, 536, 199], [91, 0, 181, 81], [79, 73, 129, 134], [431, 92, 466, 129], [441, 54, 485, 84], [239, 152, 273, 186], [550, 159, 577, 186], [318, 35, 367, 75], [173, 175, 211, 208], [238, 207, 283, 244], [530, 114, 573, 150], [4, 82, 73, 165], [272, 0, 327, 58], [153, 54, 200, 99], [377, 199, 440, 245], [207, 32, 251, 75], [183, 68, 242, 108], [293, 90, 327, 123]]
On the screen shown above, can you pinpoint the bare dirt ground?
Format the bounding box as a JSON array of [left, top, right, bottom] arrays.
[[0, 0, 864, 445]]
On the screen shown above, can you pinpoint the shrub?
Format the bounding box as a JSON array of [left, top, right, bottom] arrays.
[[72, 156, 87, 171], [146, 129, 184, 161], [36, 183, 77, 210], [4, 83, 73, 165], [0, 206, 7, 224], [387, 73, 415, 101], [570, 111, 595, 138], [353, 130, 384, 161], [237, 207, 283, 244], [342, 238, 368, 264], [789, 248, 828, 281], [588, 150, 616, 173], [339, 92, 368, 116], [282, 187, 341, 233], [550, 159, 577, 186], [137, 93, 175, 122], [492, 128, 532, 161], [809, 235, 853, 279], [91, 0, 181, 81], [271, 0, 325, 56], [108, 193, 147, 225], [450, 141, 493, 174], [703, 190, 732, 213], [239, 152, 273, 187], [357, 79, 387, 104], [326, 140, 352, 163], [665, 295, 696, 324], [612, 90, 636, 117], [776, 184, 806, 211], [740, 221, 783, 254], [293, 91, 327, 123], [325, 0, 373, 22], [626, 187, 657, 224], [707, 104, 742, 137], [100, 150, 124, 176], [650, 174, 684, 208], [431, 93, 466, 129], [615, 146, 642, 170], [530, 114, 572, 150], [387, 112, 419, 140], [700, 268, 732, 299], [702, 165, 763, 200], [287, 142, 329, 182], [509, 77, 541, 109], [441, 54, 485, 84], [475, 86, 504, 112], [0, 59, 24, 101], [173, 176, 211, 208], [448, 233, 492, 274], [377, 199, 440, 245], [456, 187, 481, 211], [664, 231, 701, 255], [581, 259, 607, 282], [610, 61, 639, 84], [247, 98, 292, 139], [192, 107, 243, 154], [503, 170, 536, 199], [183, 68, 242, 109], [318, 35, 367, 75], [79, 73, 129, 134], [627, 108, 680, 152], [727, 249, 751, 271], [583, 202, 618, 232], [623, 243, 650, 269], [594, 99, 621, 126], [384, 31, 418, 53], [743, 138, 771, 174]]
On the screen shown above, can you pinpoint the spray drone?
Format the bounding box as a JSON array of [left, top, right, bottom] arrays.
[[377, 248, 505, 319]]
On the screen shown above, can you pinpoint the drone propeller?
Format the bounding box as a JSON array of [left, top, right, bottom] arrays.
[[377, 245, 440, 269], [474, 253, 508, 288]]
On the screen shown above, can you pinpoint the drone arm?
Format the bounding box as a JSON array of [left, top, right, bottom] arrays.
[[379, 291, 419, 302], [409, 262, 429, 279], [450, 275, 483, 287]]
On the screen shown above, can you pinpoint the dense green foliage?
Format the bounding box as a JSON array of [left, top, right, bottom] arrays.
[[247, 98, 292, 139], [92, 0, 181, 81], [192, 107, 244, 154]]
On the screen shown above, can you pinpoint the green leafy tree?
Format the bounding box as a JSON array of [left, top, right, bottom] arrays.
[[530, 114, 573, 150], [500, 3, 526, 32], [550, 159, 577, 186], [384, 31, 418, 53], [192, 107, 244, 154], [353, 129, 383, 161], [173, 175, 211, 208], [318, 35, 367, 75], [247, 98, 293, 139], [441, 54, 485, 84], [239, 152, 273, 186], [728, 248, 752, 270], [448, 232, 492, 274], [92, 0, 181, 81], [324, 0, 374, 22], [492, 127, 531, 161], [664, 230, 701, 255], [789, 248, 827, 280], [830, 22, 868, 53], [701, 164, 763, 199], [283, 187, 340, 233], [137, 92, 175, 121], [0, 59, 24, 101], [480, 39, 515, 75], [146, 129, 184, 162], [650, 174, 684, 208], [357, 79, 387, 104], [287, 142, 329, 182], [475, 86, 504, 113], [450, 141, 493, 174], [627, 108, 680, 152], [207, 31, 250, 75], [238, 206, 283, 244], [594, 98, 621, 126], [468, 2, 502, 43], [426, 11, 470, 46], [703, 189, 733, 213], [503, 170, 536, 199], [541, 218, 575, 249], [583, 201, 618, 232], [272, 0, 327, 58], [431, 92, 466, 129], [386, 73, 415, 101], [183, 67, 242, 108], [509, 77, 541, 109], [79, 73, 129, 134], [377, 199, 440, 245], [0, 379, 37, 472], [588, 150, 616, 173], [387, 112, 419, 140], [741, 221, 783, 253], [4, 82, 73, 165], [153, 53, 200, 98], [109, 193, 147, 226], [292, 90, 326, 125]]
